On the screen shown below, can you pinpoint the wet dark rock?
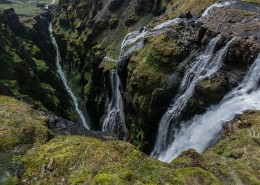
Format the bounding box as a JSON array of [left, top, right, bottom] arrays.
[[185, 11, 193, 19], [109, 18, 119, 29], [0, 8, 25, 34], [108, 0, 125, 11], [44, 112, 113, 140], [0, 82, 13, 96], [125, 15, 139, 26], [179, 11, 192, 19], [179, 13, 185, 18]]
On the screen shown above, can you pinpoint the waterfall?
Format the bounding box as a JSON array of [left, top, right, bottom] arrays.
[[102, 18, 183, 137], [158, 53, 260, 162], [201, 1, 234, 17], [151, 35, 234, 157], [102, 69, 127, 138], [102, 0, 233, 139], [49, 23, 90, 129]]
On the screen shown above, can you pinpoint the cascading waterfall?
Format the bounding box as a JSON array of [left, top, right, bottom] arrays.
[[102, 17, 184, 137], [49, 23, 90, 129], [158, 53, 260, 162], [102, 68, 127, 138], [151, 35, 234, 157], [102, 0, 234, 139], [201, 1, 234, 17]]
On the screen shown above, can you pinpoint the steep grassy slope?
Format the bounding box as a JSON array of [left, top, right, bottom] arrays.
[[0, 0, 56, 21]]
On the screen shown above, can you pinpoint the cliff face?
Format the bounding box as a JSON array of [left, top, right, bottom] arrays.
[[51, 0, 167, 129], [52, 0, 260, 152], [0, 8, 78, 121]]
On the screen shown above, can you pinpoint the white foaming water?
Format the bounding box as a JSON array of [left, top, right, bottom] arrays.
[[45, 0, 56, 9], [102, 0, 233, 137], [158, 53, 260, 162], [151, 35, 234, 157], [201, 1, 233, 17], [102, 19, 183, 135], [102, 69, 127, 137], [49, 23, 90, 129], [153, 18, 181, 30], [118, 18, 183, 62]]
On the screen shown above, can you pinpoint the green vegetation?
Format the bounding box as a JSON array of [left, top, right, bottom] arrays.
[[22, 135, 221, 185], [0, 96, 53, 152], [0, 0, 55, 20], [0, 14, 78, 121], [241, 0, 260, 4], [153, 0, 218, 24]]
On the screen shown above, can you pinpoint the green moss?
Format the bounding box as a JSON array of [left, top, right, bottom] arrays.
[[32, 58, 49, 72], [2, 176, 18, 185], [241, 0, 260, 4], [175, 167, 222, 184], [0, 0, 53, 21], [0, 96, 53, 152], [99, 60, 117, 73], [151, 0, 217, 24], [21, 134, 225, 184]]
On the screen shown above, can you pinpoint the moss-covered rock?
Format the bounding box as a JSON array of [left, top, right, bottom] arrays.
[[0, 9, 78, 121], [22, 135, 221, 184], [0, 96, 53, 152]]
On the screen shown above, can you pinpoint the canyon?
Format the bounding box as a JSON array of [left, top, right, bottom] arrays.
[[0, 0, 259, 184]]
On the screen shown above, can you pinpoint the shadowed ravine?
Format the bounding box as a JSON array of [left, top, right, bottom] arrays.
[[49, 23, 90, 129], [48, 1, 90, 129]]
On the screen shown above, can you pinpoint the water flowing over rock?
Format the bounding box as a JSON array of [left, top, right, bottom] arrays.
[[49, 23, 90, 129], [158, 53, 260, 162], [102, 68, 128, 139], [151, 35, 234, 157], [102, 17, 188, 139], [201, 1, 234, 18]]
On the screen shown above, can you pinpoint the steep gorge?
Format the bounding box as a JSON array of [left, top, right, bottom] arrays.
[[0, 0, 260, 184], [51, 0, 259, 152]]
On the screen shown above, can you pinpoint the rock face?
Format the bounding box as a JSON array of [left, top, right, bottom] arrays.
[[0, 8, 25, 34], [52, 0, 163, 130], [0, 8, 78, 121]]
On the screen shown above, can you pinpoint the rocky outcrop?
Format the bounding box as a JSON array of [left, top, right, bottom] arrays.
[[0, 8, 25, 34], [12, 102, 258, 184]]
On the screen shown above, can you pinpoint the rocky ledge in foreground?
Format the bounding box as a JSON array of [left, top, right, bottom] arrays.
[[0, 96, 259, 184]]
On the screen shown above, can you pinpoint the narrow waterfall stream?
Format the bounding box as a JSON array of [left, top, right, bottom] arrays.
[[49, 23, 90, 129], [102, 67, 127, 138], [159, 53, 260, 162]]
